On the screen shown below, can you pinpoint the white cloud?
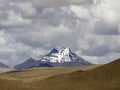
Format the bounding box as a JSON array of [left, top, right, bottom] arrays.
[[0, 30, 47, 66], [77, 35, 109, 56], [91, 0, 120, 25], [0, 10, 32, 26], [71, 5, 91, 19], [10, 2, 37, 17], [0, 30, 8, 45]]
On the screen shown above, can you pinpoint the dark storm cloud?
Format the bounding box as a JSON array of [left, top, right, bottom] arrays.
[[31, 0, 93, 7], [94, 21, 120, 35]]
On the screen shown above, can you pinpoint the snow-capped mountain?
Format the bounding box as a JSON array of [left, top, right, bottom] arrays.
[[40, 47, 90, 64], [14, 47, 92, 69], [41, 47, 71, 63]]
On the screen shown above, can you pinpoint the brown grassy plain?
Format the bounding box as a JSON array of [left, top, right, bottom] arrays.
[[0, 59, 119, 90]]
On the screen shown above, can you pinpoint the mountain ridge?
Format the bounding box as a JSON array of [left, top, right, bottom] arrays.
[[0, 62, 14, 73], [14, 47, 92, 69], [0, 62, 8, 68]]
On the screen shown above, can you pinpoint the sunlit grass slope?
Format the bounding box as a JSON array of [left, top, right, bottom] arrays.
[[33, 58, 120, 90], [0, 65, 99, 82]]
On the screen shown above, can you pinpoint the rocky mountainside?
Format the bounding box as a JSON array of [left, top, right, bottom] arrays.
[[14, 58, 36, 70], [14, 47, 92, 70]]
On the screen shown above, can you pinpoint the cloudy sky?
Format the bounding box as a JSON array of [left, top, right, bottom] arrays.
[[0, 0, 120, 66]]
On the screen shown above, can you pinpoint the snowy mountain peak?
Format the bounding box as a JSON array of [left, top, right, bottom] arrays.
[[40, 47, 88, 64], [48, 47, 71, 55], [14, 47, 92, 70], [40, 47, 71, 63], [55, 46, 70, 51], [27, 58, 36, 62]]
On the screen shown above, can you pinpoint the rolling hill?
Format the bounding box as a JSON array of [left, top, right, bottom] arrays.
[[0, 58, 120, 90], [0, 65, 99, 82], [33, 58, 120, 90], [0, 65, 99, 90]]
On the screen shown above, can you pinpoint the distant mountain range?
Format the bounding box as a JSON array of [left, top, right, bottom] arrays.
[[14, 47, 92, 70], [0, 62, 14, 73], [0, 62, 8, 68]]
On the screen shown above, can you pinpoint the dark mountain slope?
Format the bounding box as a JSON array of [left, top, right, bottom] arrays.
[[14, 58, 36, 70], [0, 62, 8, 68]]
